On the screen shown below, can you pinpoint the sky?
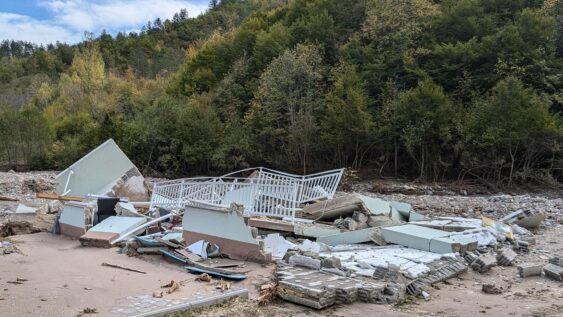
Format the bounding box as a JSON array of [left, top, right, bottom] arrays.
[[0, 0, 209, 45]]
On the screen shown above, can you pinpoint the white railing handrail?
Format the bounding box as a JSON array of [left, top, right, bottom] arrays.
[[149, 167, 344, 220]]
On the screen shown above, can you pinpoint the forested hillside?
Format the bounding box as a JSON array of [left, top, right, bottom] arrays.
[[0, 0, 561, 187]]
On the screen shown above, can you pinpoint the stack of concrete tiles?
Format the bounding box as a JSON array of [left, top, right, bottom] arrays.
[[277, 265, 338, 309], [406, 257, 468, 295], [276, 265, 388, 309], [357, 283, 386, 303]]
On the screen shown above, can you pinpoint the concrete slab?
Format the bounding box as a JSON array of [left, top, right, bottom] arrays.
[[381, 224, 478, 254], [89, 216, 146, 235], [382, 225, 447, 252], [317, 228, 374, 245]]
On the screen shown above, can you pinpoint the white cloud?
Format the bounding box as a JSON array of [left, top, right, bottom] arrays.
[[0, 0, 208, 44], [0, 12, 79, 44]]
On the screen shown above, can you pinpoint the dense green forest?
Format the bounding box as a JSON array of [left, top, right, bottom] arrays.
[[0, 0, 561, 187]]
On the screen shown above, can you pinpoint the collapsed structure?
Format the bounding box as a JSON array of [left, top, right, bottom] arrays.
[[19, 139, 560, 312]]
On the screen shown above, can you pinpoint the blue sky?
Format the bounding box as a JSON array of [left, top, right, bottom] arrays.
[[0, 0, 209, 45]]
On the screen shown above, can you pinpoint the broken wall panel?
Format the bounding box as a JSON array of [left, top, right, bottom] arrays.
[[55, 139, 148, 201], [182, 204, 267, 262], [59, 203, 93, 238]]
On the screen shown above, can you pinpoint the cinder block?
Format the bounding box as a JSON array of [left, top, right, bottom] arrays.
[[517, 263, 543, 277], [549, 256, 563, 266], [496, 248, 517, 266], [543, 264, 563, 281]]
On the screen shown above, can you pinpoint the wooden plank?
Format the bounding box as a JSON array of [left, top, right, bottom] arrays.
[[0, 195, 18, 202], [36, 193, 83, 202], [248, 218, 294, 232]]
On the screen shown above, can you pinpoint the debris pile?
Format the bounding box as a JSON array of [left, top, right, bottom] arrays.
[[2, 138, 561, 314]]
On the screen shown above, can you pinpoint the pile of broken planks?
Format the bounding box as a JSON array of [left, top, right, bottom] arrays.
[[21, 138, 561, 313]]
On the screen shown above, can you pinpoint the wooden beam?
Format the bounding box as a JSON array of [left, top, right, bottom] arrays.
[[36, 193, 83, 202]]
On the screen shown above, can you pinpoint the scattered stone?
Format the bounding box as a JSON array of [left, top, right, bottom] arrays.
[[482, 284, 503, 294], [195, 273, 212, 282], [321, 257, 341, 269], [76, 307, 97, 316]]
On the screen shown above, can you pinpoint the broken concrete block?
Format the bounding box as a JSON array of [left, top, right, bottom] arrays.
[[352, 211, 368, 224], [471, 254, 497, 273], [368, 227, 386, 246], [301, 194, 391, 220], [114, 202, 141, 217], [367, 215, 394, 228], [321, 257, 341, 269], [295, 239, 324, 253], [499, 209, 546, 229], [183, 204, 269, 263], [288, 255, 321, 270], [381, 283, 406, 304], [343, 218, 359, 231], [517, 263, 543, 277], [263, 233, 296, 258], [515, 240, 530, 253], [357, 283, 386, 303], [548, 255, 563, 267], [542, 264, 563, 281], [496, 248, 517, 266], [59, 203, 94, 238]]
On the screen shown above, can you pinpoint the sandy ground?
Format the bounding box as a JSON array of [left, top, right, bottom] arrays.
[[3, 228, 560, 317], [0, 233, 274, 317]]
